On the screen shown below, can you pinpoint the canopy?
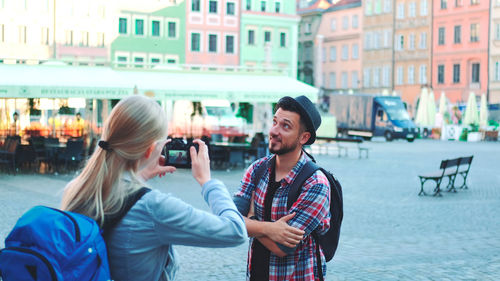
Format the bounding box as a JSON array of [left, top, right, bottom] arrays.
[[0, 64, 134, 99], [463, 92, 479, 126], [0, 64, 318, 103], [427, 90, 436, 127], [415, 88, 430, 126], [438, 91, 447, 115], [479, 93, 488, 128]]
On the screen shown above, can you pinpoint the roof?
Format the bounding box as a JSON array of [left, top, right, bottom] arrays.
[[0, 64, 318, 103], [325, 0, 361, 12]]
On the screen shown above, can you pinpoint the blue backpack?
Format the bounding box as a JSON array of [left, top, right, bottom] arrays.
[[0, 188, 150, 281]]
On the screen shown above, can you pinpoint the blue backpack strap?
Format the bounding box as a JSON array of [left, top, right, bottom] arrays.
[[102, 187, 151, 236]]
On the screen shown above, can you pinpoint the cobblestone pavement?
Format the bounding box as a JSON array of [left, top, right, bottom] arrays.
[[1, 139, 499, 280]]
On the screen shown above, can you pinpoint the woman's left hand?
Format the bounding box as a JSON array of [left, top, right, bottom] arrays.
[[138, 139, 176, 181]]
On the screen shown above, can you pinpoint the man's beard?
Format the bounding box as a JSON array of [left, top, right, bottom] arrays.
[[269, 136, 300, 155]]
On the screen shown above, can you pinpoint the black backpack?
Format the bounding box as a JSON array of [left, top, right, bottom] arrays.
[[253, 156, 343, 279]]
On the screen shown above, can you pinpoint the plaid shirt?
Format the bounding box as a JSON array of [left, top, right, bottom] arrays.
[[234, 153, 331, 281]]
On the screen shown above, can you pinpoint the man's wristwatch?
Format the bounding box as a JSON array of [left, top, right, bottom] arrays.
[[249, 216, 258, 220]]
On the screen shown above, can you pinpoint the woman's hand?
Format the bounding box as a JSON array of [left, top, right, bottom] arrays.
[[138, 139, 176, 181], [190, 139, 211, 186]]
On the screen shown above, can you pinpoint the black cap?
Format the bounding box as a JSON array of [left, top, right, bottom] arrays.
[[278, 95, 321, 145]]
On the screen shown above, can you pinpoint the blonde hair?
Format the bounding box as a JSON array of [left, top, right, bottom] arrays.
[[61, 95, 167, 226]]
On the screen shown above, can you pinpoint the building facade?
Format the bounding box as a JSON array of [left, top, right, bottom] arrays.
[[111, 1, 185, 68], [0, 0, 116, 65], [362, 0, 394, 95], [432, 0, 490, 104], [317, 0, 362, 93], [394, 0, 431, 115], [185, 0, 239, 67], [297, 0, 331, 86], [241, 0, 299, 77], [490, 0, 500, 103]]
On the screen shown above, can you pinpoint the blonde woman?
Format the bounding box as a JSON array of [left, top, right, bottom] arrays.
[[61, 95, 247, 281]]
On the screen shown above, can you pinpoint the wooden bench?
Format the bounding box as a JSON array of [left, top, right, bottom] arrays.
[[315, 137, 370, 159], [418, 156, 473, 196]]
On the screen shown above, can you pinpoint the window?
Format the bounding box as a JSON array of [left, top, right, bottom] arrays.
[[453, 64, 460, 83], [495, 62, 500, 81], [382, 66, 390, 86], [438, 27, 445, 45], [408, 65, 415, 84], [209, 0, 218, 13], [329, 72, 336, 88], [471, 63, 480, 83], [227, 2, 235, 15], [97, 32, 105, 47], [409, 33, 415, 49], [246, 0, 251, 10], [330, 46, 337, 61], [365, 33, 372, 49], [454, 25, 461, 44], [471, 0, 479, 4], [397, 34, 404, 50], [119, 18, 127, 34], [322, 48, 326, 63], [374, 0, 381, 14], [384, 0, 391, 13], [275, 2, 280, 12], [152, 21, 160, 37], [409, 2, 416, 17], [397, 3, 404, 19], [420, 32, 427, 49], [264, 31, 271, 43], [441, 0, 447, 9], [330, 19, 337, 31], [226, 35, 234, 53], [135, 19, 144, 35], [365, 0, 372, 15], [419, 65, 427, 84], [372, 68, 380, 87], [397, 66, 404, 85], [168, 22, 176, 38], [342, 45, 348, 60], [192, 0, 200, 11], [496, 23, 500, 40], [437, 65, 445, 84], [383, 29, 391, 48], [191, 33, 200, 51], [420, 0, 428, 16], [151, 58, 161, 64], [364, 68, 371, 87], [373, 32, 381, 49], [305, 23, 311, 34], [80, 31, 89, 46], [280, 32, 286, 47], [248, 30, 255, 45], [352, 44, 359, 59], [0, 24, 4, 43], [134, 57, 144, 68], [470, 23, 479, 42], [41, 27, 49, 45], [18, 26, 27, 44], [341, 72, 349, 88], [261, 1, 266, 11], [167, 59, 176, 64], [208, 34, 217, 52], [342, 16, 349, 30], [352, 71, 359, 88], [117, 56, 127, 67], [65, 30, 73, 45], [352, 15, 358, 28]]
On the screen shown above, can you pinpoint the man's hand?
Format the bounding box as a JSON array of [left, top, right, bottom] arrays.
[[263, 213, 305, 248]]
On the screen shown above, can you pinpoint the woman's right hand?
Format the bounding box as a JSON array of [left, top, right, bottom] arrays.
[[190, 139, 211, 186]]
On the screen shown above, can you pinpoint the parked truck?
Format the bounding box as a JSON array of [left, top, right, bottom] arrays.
[[329, 94, 417, 142]]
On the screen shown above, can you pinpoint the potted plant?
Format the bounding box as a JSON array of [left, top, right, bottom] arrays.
[[467, 124, 482, 142]]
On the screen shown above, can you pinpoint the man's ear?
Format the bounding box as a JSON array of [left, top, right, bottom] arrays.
[[144, 143, 155, 159], [299, 131, 311, 145]]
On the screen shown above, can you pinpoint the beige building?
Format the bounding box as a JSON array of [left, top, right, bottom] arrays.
[[394, 0, 431, 115], [490, 0, 500, 103], [318, 0, 362, 93], [362, 0, 394, 95]]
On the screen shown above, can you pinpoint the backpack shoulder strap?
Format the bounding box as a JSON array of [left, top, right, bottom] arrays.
[[286, 161, 321, 210], [251, 156, 274, 188], [102, 187, 151, 235]]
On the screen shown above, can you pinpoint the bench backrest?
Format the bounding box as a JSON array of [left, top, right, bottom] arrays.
[[458, 155, 473, 172], [440, 158, 460, 169]]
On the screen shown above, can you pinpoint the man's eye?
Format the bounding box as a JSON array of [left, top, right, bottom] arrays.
[[283, 124, 290, 129]]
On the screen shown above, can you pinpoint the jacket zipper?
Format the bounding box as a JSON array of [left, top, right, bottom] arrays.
[[2, 247, 58, 281]]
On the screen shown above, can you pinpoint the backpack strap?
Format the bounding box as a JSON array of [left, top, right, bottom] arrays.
[[102, 187, 151, 236]]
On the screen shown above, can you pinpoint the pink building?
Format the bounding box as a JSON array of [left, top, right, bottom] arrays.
[[185, 0, 239, 66], [432, 0, 490, 104], [318, 0, 362, 92]]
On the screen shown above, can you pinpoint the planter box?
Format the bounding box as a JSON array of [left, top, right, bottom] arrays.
[[484, 131, 499, 141], [467, 132, 482, 142]]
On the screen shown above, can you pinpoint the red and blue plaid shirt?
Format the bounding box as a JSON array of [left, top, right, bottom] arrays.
[[234, 153, 331, 281]]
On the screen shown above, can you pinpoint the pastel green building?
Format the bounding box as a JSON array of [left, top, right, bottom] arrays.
[[240, 0, 300, 78], [111, 1, 186, 67]]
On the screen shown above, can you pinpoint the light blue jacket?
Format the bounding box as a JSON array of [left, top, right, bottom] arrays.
[[106, 179, 248, 281]]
